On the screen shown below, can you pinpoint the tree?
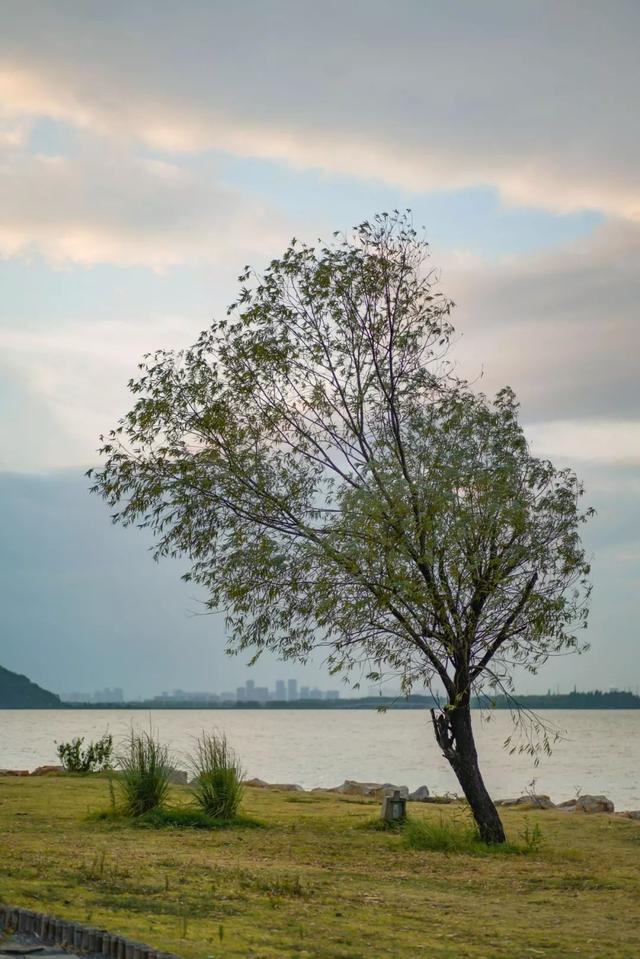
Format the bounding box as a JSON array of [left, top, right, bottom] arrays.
[[90, 212, 592, 843]]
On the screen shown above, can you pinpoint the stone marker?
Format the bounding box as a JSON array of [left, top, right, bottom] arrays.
[[380, 789, 407, 824]]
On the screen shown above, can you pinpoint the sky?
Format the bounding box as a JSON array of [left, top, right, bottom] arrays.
[[0, 1, 638, 699]]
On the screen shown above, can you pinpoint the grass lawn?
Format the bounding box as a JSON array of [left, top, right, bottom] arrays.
[[1, 775, 639, 959]]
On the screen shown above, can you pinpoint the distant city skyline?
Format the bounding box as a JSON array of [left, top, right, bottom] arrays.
[[61, 677, 343, 705]]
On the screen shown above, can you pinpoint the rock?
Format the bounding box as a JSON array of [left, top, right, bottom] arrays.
[[575, 794, 614, 814], [557, 795, 615, 813], [31, 765, 64, 776], [499, 794, 555, 809], [325, 780, 409, 800], [380, 783, 409, 799], [243, 778, 304, 791], [165, 767, 188, 785], [618, 810, 640, 820], [0, 770, 30, 777], [265, 783, 305, 792], [408, 785, 430, 802]]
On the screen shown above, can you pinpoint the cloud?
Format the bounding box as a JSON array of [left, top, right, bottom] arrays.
[[0, 143, 289, 268], [1, 216, 638, 472], [445, 219, 640, 423], [1, 1, 639, 219], [0, 314, 203, 469], [526, 420, 640, 465]]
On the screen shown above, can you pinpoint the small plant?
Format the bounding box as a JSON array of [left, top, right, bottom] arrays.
[[520, 818, 544, 853], [56, 733, 113, 772], [116, 728, 171, 816], [189, 731, 244, 820]]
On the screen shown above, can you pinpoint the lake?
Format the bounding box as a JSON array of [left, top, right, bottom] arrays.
[[1, 708, 638, 809]]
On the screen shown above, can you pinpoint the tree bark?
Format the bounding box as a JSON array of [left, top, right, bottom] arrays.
[[431, 703, 506, 844]]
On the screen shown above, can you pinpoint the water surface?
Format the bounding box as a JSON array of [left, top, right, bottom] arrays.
[[1, 708, 637, 808]]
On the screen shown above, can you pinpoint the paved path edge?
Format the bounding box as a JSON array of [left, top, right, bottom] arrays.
[[0, 904, 182, 959]]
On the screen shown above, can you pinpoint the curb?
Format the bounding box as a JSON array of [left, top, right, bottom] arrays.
[[0, 905, 182, 959]]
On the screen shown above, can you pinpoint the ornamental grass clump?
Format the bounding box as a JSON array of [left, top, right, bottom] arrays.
[[189, 731, 244, 820], [117, 728, 171, 817]]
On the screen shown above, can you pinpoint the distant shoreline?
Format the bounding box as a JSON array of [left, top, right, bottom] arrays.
[[5, 691, 640, 710]]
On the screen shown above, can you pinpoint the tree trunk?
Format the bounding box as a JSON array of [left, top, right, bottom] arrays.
[[431, 703, 506, 844]]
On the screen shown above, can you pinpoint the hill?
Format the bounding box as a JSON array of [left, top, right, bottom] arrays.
[[0, 664, 61, 708]]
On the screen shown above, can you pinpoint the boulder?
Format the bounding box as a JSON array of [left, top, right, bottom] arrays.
[[557, 795, 615, 813], [408, 785, 430, 802], [0, 769, 29, 777], [244, 778, 304, 791], [265, 783, 305, 792], [166, 767, 188, 785], [499, 794, 555, 810], [618, 810, 640, 820], [575, 794, 614, 814], [31, 765, 64, 776]]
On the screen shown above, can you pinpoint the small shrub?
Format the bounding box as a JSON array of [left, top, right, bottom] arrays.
[[56, 733, 113, 772], [189, 731, 244, 820], [117, 728, 171, 816]]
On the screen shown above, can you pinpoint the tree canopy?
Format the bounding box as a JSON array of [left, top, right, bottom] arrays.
[[91, 212, 592, 842]]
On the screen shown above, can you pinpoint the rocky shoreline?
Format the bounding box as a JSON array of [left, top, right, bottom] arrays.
[[2, 768, 639, 819], [244, 777, 640, 819]]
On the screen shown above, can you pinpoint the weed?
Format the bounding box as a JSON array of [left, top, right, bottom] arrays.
[[235, 869, 311, 899], [520, 818, 544, 853]]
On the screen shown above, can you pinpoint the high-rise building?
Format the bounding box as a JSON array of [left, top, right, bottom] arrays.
[[236, 685, 247, 701], [287, 679, 298, 701], [325, 690, 340, 700], [275, 679, 286, 701], [245, 679, 256, 700], [300, 686, 310, 699]]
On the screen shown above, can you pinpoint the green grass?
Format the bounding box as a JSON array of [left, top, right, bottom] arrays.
[[1, 774, 640, 959], [403, 813, 480, 852], [402, 813, 544, 855], [91, 806, 265, 831]]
